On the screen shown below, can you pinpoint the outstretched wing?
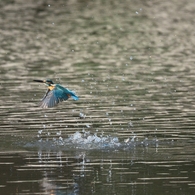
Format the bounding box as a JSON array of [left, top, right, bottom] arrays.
[[39, 90, 58, 108], [39, 89, 67, 108]]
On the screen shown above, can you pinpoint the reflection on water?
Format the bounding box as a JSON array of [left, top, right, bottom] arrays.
[[1, 0, 195, 194], [1, 149, 195, 195]]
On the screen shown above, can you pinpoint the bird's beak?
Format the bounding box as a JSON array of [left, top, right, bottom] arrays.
[[33, 79, 45, 83]]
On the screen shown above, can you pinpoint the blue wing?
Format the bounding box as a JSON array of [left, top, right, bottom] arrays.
[[39, 85, 78, 108]]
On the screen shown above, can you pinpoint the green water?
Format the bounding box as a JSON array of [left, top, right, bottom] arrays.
[[1, 0, 195, 194]]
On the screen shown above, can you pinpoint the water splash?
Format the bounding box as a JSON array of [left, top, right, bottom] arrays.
[[26, 130, 161, 151], [54, 131, 121, 150]]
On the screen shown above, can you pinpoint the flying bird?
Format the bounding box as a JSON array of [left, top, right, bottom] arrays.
[[33, 79, 79, 108]]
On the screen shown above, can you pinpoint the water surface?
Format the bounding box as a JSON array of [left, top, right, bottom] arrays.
[[1, 0, 195, 194]]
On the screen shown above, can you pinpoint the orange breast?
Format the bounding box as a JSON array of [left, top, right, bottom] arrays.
[[48, 85, 55, 91]]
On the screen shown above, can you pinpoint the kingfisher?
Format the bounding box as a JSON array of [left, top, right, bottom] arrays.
[[33, 79, 79, 108]]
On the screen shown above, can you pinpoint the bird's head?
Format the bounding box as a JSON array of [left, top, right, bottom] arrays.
[[33, 79, 54, 86], [45, 79, 54, 86]]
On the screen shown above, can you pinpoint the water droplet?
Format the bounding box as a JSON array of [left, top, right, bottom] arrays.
[[79, 113, 86, 119], [38, 130, 42, 134], [136, 11, 139, 14], [124, 138, 130, 143], [56, 131, 61, 136]]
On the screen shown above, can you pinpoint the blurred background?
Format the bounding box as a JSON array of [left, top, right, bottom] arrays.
[[1, 0, 195, 194]]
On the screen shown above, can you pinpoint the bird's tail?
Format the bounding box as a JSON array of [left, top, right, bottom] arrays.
[[69, 91, 79, 100]]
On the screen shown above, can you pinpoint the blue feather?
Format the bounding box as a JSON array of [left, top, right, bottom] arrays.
[[55, 84, 79, 101]]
